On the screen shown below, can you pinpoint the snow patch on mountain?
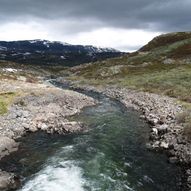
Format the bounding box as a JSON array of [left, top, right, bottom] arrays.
[[84, 46, 118, 53], [60, 56, 66, 59], [29, 39, 70, 47], [0, 46, 7, 51], [43, 41, 50, 48], [0, 39, 122, 66], [23, 52, 31, 56]]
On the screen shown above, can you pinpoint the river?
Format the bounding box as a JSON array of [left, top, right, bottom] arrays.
[[0, 84, 181, 191]]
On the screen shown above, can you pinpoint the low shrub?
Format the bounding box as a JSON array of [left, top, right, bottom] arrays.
[[0, 101, 8, 115], [179, 111, 191, 140], [177, 111, 189, 124]]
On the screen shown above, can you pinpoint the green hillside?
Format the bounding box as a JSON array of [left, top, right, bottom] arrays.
[[69, 32, 191, 103]]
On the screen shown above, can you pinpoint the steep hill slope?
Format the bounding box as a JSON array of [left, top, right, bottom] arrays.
[[0, 40, 123, 67], [69, 32, 191, 103]]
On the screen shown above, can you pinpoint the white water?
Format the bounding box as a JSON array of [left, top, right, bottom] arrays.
[[20, 146, 88, 191]]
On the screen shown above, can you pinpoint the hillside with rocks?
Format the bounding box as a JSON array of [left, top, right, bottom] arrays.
[[69, 32, 191, 103]]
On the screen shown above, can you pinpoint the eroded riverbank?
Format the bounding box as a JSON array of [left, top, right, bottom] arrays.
[[0, 80, 95, 190]]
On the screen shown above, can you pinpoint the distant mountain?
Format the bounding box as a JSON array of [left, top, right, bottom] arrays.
[[0, 40, 123, 67]]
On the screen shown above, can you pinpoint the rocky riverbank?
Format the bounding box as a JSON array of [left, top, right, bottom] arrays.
[[57, 79, 191, 190], [0, 79, 95, 191]]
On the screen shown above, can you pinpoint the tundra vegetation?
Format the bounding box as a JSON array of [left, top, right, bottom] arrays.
[[68, 32, 191, 138]]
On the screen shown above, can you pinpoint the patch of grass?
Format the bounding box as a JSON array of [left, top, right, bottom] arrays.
[[177, 111, 190, 124], [168, 43, 191, 58], [119, 65, 191, 102], [0, 92, 16, 115], [70, 62, 191, 103], [0, 101, 8, 114]]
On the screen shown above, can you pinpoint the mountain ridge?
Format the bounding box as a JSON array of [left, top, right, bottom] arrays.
[[0, 39, 123, 67]]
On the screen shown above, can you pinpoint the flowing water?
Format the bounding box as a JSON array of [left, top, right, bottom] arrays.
[[0, 87, 181, 191]]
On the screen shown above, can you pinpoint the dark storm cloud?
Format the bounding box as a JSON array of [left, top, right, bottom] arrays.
[[0, 0, 191, 32]]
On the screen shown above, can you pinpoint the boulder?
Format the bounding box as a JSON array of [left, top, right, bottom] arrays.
[[156, 124, 168, 134], [160, 141, 169, 149], [169, 156, 178, 164], [0, 137, 19, 160], [0, 170, 20, 191], [41, 123, 48, 131], [152, 128, 158, 135]]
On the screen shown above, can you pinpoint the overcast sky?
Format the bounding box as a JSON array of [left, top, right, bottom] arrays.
[[0, 0, 190, 51]]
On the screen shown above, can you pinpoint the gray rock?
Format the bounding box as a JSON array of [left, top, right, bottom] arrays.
[[0, 137, 19, 160], [156, 124, 168, 134], [163, 58, 174, 65], [41, 123, 48, 131], [160, 141, 169, 149], [152, 128, 158, 135], [150, 119, 158, 125], [169, 157, 178, 164], [15, 111, 22, 118], [149, 132, 159, 141], [22, 111, 29, 118], [151, 141, 160, 150], [0, 170, 20, 191], [22, 123, 30, 130]]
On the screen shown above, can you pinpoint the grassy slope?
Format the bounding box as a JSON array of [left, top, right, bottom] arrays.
[[0, 60, 46, 115], [0, 92, 16, 114], [69, 32, 191, 103]]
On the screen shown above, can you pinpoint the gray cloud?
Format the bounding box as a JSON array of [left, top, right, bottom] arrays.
[[0, 0, 190, 33]]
